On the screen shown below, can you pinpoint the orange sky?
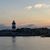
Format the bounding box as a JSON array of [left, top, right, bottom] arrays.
[[0, 0, 50, 27]]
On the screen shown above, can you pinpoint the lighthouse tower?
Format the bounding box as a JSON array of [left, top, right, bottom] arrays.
[[12, 20, 16, 43], [12, 20, 16, 30]]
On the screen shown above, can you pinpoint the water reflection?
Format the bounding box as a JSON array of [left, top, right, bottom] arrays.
[[0, 37, 50, 50], [12, 37, 16, 43], [12, 37, 16, 50]]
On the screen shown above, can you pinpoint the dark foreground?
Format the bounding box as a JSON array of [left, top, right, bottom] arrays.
[[0, 28, 50, 37]]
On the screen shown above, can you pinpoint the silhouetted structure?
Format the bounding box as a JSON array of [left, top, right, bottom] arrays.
[[12, 20, 16, 30], [12, 20, 16, 38], [12, 20, 16, 42]]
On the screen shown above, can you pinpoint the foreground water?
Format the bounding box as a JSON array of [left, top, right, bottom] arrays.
[[0, 37, 50, 50]]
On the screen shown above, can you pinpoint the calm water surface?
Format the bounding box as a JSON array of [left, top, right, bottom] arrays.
[[0, 37, 50, 50]]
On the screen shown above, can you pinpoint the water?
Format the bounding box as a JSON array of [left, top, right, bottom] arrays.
[[0, 37, 50, 50]]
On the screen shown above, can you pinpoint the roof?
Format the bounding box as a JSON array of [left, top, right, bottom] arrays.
[[12, 20, 16, 24]]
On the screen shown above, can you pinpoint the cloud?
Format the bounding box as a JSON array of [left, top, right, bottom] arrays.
[[34, 3, 50, 8], [24, 6, 33, 10], [24, 3, 50, 10]]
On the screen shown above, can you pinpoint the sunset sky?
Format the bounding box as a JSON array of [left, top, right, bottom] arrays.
[[0, 0, 50, 27]]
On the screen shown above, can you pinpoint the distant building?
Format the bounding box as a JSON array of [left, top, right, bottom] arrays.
[[12, 20, 16, 37], [12, 20, 16, 30]]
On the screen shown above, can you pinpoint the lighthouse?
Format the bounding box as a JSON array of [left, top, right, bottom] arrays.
[[12, 20, 16, 30], [12, 20, 16, 43]]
